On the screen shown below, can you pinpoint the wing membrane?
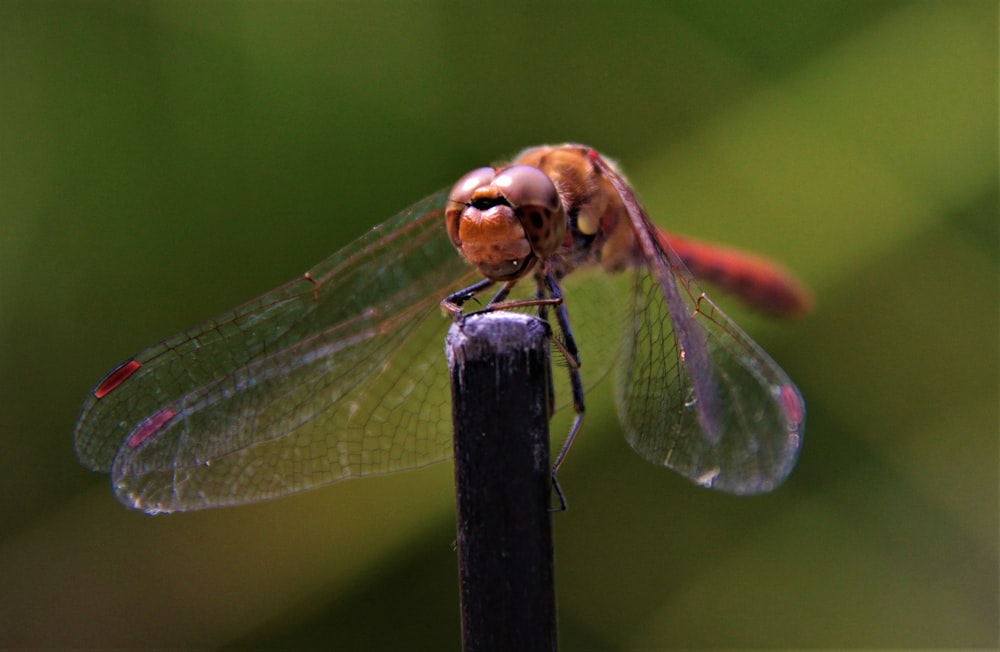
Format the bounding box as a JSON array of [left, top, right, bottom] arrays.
[[74, 189, 480, 512], [608, 185, 804, 494], [617, 263, 803, 493], [582, 151, 803, 494]]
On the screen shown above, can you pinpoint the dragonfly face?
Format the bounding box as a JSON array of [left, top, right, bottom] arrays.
[[74, 143, 808, 513], [445, 164, 566, 281]]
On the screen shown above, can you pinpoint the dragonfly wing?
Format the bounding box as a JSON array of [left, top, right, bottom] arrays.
[[617, 262, 803, 494], [589, 154, 804, 494], [74, 189, 479, 512]]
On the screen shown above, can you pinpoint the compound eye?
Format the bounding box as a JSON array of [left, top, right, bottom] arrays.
[[448, 167, 496, 206], [493, 165, 560, 212]]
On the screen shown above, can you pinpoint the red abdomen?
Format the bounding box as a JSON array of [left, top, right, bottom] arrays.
[[658, 231, 812, 318]]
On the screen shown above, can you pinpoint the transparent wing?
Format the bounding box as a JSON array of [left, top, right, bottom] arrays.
[[616, 264, 803, 493], [595, 160, 804, 494], [73, 189, 480, 513]]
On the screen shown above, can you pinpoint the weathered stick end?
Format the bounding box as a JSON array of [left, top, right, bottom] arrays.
[[447, 312, 557, 652]]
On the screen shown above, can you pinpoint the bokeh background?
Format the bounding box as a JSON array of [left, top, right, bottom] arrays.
[[1, 1, 996, 649]]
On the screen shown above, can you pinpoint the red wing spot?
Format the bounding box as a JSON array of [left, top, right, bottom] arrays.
[[93, 359, 142, 399], [127, 407, 177, 448], [779, 384, 804, 426]]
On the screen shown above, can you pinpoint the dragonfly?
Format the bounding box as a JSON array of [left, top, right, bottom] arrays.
[[74, 144, 809, 514]]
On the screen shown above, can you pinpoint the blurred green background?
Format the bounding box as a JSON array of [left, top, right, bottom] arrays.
[[1, 1, 996, 649]]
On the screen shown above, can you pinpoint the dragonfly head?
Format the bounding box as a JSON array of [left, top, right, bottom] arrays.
[[446, 165, 566, 281]]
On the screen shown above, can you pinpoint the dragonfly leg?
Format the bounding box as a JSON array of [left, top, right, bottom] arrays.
[[445, 270, 586, 510], [549, 406, 584, 512], [530, 280, 556, 420], [441, 278, 496, 319], [457, 279, 563, 316], [543, 271, 586, 509], [544, 272, 581, 368], [485, 283, 514, 306]]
